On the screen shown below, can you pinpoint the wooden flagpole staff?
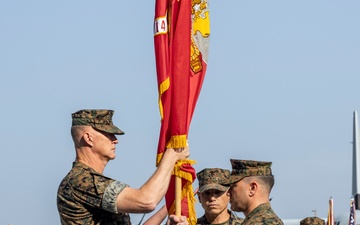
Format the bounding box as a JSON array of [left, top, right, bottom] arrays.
[[175, 176, 182, 217]]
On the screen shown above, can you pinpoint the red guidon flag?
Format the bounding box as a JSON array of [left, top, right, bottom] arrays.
[[153, 0, 210, 224]]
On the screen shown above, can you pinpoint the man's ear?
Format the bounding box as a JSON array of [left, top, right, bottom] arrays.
[[82, 131, 94, 147], [249, 180, 258, 197]]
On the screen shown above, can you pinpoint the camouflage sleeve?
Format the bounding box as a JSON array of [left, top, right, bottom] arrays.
[[102, 180, 129, 214]]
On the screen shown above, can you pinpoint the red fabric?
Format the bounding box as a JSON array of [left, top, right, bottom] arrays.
[[154, 0, 209, 222], [154, 0, 191, 155]]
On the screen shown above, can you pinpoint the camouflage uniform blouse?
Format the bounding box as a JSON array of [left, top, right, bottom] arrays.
[[242, 202, 283, 225], [196, 210, 244, 225], [57, 162, 132, 225]]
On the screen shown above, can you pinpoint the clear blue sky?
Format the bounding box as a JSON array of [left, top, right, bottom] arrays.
[[1, 1, 360, 224]]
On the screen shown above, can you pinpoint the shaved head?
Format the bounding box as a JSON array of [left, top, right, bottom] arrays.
[[71, 125, 92, 148]]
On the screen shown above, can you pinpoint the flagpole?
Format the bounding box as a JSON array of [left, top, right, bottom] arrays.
[[175, 174, 182, 217]]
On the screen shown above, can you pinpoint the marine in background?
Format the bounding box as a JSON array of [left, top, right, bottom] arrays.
[[196, 168, 244, 225], [223, 159, 284, 225], [300, 217, 325, 225]]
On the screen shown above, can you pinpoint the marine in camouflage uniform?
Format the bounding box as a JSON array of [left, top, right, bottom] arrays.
[[223, 159, 284, 225], [57, 109, 131, 225], [300, 217, 325, 225], [57, 109, 190, 225], [196, 168, 244, 225]]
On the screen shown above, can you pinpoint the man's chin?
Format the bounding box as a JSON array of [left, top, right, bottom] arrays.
[[108, 154, 116, 160]]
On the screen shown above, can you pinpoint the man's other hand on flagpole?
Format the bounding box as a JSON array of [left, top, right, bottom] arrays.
[[167, 214, 189, 225]]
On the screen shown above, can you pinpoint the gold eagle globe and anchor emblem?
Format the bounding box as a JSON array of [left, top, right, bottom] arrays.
[[190, 0, 210, 74]]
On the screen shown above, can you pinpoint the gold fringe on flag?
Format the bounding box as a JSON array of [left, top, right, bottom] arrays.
[[166, 135, 187, 149]]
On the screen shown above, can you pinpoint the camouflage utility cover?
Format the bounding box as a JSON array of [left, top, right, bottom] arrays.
[[300, 217, 325, 225], [197, 168, 230, 192], [72, 109, 124, 135], [241, 202, 283, 225], [224, 159, 273, 184], [57, 162, 131, 225], [196, 210, 244, 225]]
